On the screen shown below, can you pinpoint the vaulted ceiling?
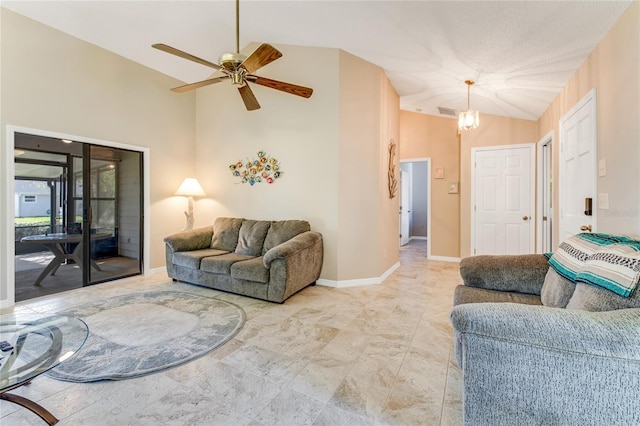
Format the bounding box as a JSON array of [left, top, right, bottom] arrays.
[[2, 1, 632, 121]]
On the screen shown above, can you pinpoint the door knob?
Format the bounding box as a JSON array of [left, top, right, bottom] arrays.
[[522, 216, 530, 221], [580, 225, 593, 232]]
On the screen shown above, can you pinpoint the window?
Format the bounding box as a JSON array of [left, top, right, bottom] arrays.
[[24, 195, 36, 203]]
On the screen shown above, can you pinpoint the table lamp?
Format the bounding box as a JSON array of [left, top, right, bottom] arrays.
[[175, 178, 206, 231]]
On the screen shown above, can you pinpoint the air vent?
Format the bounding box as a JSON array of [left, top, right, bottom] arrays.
[[438, 107, 457, 116]]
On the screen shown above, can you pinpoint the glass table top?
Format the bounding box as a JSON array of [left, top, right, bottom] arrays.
[[0, 313, 88, 392]]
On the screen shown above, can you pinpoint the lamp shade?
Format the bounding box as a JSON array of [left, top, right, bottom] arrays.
[[458, 109, 480, 131], [175, 178, 206, 197], [458, 79, 480, 132]]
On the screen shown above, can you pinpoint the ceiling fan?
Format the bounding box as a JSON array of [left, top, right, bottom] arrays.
[[152, 0, 313, 111]]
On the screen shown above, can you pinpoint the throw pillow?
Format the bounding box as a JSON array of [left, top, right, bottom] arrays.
[[235, 220, 271, 257], [262, 220, 310, 254], [566, 282, 640, 312], [210, 217, 244, 252], [547, 233, 624, 282], [576, 243, 640, 298], [540, 268, 576, 308]]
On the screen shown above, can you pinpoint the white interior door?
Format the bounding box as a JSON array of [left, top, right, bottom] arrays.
[[473, 145, 535, 255], [400, 170, 410, 246], [559, 89, 597, 242]]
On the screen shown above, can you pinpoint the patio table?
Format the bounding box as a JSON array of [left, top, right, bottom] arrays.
[[20, 232, 111, 286]]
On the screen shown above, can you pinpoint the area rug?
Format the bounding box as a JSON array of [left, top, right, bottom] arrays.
[[46, 291, 245, 382]]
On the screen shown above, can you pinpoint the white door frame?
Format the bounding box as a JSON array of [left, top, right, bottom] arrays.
[[558, 88, 597, 240], [2, 125, 151, 309], [471, 143, 536, 256], [536, 130, 554, 253], [399, 169, 411, 246], [399, 158, 431, 257]]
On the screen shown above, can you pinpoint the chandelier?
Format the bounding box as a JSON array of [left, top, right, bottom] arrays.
[[458, 80, 480, 131]]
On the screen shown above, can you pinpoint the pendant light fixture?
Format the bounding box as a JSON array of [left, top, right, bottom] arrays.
[[458, 80, 480, 131]]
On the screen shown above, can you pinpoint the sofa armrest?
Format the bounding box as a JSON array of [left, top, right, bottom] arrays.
[[163, 226, 213, 252], [451, 304, 640, 425], [451, 303, 640, 360], [263, 231, 322, 268], [459, 254, 549, 295]]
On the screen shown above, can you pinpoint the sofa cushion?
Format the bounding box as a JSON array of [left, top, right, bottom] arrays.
[[540, 268, 576, 308], [172, 248, 229, 269], [235, 220, 271, 256], [453, 285, 542, 306], [211, 217, 244, 251], [231, 257, 270, 283], [201, 253, 255, 275], [566, 281, 640, 312], [575, 243, 640, 298], [262, 220, 311, 255]]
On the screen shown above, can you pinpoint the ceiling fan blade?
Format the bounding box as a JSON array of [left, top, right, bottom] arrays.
[[170, 76, 229, 93], [152, 43, 224, 72], [238, 84, 261, 111], [248, 76, 313, 98], [240, 44, 283, 74]]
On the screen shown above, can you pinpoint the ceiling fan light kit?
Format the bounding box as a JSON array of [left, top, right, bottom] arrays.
[[152, 0, 312, 111], [458, 80, 480, 131]]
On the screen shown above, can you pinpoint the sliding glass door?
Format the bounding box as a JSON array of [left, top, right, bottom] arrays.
[[83, 144, 143, 285], [14, 133, 143, 301]]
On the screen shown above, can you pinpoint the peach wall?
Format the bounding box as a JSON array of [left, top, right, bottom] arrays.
[[459, 114, 539, 258], [399, 111, 537, 259], [538, 1, 640, 242], [380, 75, 401, 274], [399, 112, 460, 258], [338, 50, 400, 280]]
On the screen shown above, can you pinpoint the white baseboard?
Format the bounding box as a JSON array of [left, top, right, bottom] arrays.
[[145, 266, 166, 276], [428, 255, 460, 263], [317, 262, 400, 288], [409, 236, 428, 240]]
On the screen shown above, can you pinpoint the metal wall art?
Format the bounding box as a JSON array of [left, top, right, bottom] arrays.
[[229, 150, 282, 185], [388, 139, 398, 198]]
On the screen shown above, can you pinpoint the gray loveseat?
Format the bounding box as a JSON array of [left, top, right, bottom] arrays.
[[451, 253, 640, 425], [164, 217, 323, 303]]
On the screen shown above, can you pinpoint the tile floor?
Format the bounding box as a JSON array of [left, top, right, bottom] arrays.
[[1, 240, 463, 425]]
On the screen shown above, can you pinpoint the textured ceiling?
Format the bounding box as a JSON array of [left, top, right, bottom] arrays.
[[1, 1, 632, 121]]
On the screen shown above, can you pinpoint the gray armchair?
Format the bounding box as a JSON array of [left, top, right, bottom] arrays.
[[451, 254, 640, 426]]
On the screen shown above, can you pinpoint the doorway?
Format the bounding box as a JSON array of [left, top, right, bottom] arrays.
[[13, 132, 144, 301], [537, 131, 554, 253], [471, 144, 535, 255], [399, 158, 431, 256]]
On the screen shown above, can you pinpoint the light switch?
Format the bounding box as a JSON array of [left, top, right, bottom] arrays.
[[598, 159, 607, 177], [598, 193, 609, 210]]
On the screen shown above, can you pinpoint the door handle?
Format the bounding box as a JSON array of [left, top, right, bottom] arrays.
[[522, 216, 530, 221], [580, 225, 592, 232]]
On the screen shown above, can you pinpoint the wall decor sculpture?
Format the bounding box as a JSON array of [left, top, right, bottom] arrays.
[[388, 139, 398, 198], [229, 150, 282, 185]]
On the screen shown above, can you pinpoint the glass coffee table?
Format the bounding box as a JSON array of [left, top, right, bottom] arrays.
[[0, 313, 88, 425]]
